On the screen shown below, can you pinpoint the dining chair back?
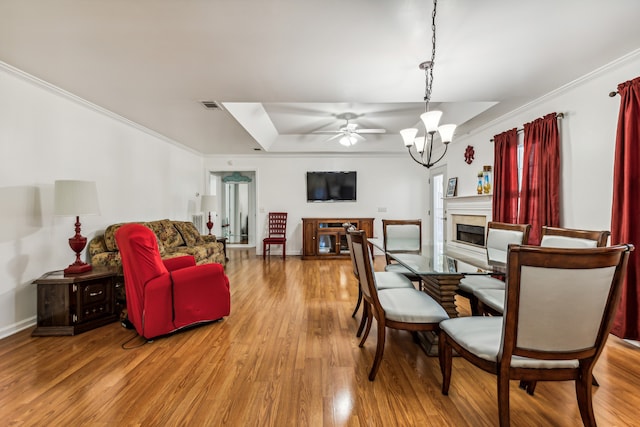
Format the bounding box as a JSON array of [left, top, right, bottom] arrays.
[[382, 219, 422, 263], [263, 212, 287, 259], [485, 221, 532, 265], [382, 219, 422, 284], [540, 226, 610, 248]]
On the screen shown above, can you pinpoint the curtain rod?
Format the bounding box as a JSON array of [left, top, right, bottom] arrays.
[[489, 112, 564, 142]]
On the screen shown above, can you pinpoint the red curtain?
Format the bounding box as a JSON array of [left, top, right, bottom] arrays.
[[611, 76, 640, 340], [492, 128, 519, 223], [518, 113, 561, 245]]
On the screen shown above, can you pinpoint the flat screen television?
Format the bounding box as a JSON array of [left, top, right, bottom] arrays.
[[306, 171, 357, 202]]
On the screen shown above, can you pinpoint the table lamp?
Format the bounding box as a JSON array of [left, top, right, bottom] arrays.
[[201, 195, 217, 235], [54, 180, 100, 275]]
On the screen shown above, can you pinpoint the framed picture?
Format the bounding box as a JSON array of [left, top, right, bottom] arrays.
[[446, 177, 458, 197]]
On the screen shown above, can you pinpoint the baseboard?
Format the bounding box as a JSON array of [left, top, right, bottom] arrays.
[[0, 317, 36, 340]]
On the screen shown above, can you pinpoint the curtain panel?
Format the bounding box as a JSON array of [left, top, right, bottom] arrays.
[[611, 76, 640, 340], [518, 113, 561, 244], [492, 128, 519, 223]]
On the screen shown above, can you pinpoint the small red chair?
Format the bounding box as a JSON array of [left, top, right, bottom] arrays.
[[263, 212, 287, 259], [115, 223, 230, 340]]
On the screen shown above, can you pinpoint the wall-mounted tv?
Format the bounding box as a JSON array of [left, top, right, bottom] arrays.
[[306, 171, 357, 202]]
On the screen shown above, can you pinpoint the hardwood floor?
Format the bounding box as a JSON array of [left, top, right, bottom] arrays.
[[2, 248, 640, 426]]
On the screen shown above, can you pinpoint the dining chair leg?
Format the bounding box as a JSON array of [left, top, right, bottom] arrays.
[[576, 367, 597, 427], [498, 373, 511, 427], [352, 288, 362, 318], [359, 304, 373, 347], [520, 372, 599, 397], [368, 318, 386, 381], [356, 300, 368, 338], [439, 332, 453, 395]]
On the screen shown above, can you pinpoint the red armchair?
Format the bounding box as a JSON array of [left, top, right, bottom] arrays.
[[115, 223, 230, 340]]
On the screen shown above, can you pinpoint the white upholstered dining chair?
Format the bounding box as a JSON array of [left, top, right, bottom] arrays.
[[456, 221, 531, 315], [439, 243, 633, 427], [343, 224, 415, 338], [382, 219, 423, 286], [350, 230, 449, 381]]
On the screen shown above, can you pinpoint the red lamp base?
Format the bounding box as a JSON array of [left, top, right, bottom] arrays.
[[64, 262, 92, 276], [63, 215, 92, 276], [206, 212, 214, 235]]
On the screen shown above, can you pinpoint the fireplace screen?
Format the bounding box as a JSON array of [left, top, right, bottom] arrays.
[[456, 224, 485, 246]]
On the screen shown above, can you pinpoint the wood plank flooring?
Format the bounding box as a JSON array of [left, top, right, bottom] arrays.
[[1, 248, 640, 426]]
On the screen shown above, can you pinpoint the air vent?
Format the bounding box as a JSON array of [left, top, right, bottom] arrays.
[[201, 101, 224, 110]]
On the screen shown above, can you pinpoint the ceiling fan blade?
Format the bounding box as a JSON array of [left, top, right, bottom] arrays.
[[312, 130, 342, 134], [355, 129, 386, 134], [353, 133, 366, 141], [326, 133, 343, 141]]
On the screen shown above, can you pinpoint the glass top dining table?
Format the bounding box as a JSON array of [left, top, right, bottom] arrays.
[[368, 238, 505, 317]]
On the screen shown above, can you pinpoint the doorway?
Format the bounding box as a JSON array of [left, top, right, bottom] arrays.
[[430, 166, 446, 254], [210, 171, 256, 247]]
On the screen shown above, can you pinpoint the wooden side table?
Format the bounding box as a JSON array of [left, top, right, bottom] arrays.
[[32, 267, 121, 336], [217, 237, 228, 261]]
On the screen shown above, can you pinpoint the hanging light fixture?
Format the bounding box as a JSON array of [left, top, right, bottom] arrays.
[[400, 0, 456, 168]]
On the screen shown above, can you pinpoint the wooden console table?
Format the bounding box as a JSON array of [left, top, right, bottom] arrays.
[[32, 267, 122, 336], [302, 217, 374, 260]]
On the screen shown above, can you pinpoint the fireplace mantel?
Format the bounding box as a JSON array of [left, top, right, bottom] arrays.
[[445, 194, 492, 259]]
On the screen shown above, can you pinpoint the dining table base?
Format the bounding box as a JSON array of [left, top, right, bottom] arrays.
[[420, 273, 464, 318]]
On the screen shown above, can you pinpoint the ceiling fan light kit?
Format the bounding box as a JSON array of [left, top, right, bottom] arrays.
[[401, 0, 457, 168], [313, 111, 386, 145]]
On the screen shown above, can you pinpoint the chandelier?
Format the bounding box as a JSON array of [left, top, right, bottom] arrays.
[[400, 0, 456, 168]]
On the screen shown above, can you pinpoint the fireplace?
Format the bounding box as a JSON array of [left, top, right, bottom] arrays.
[[445, 195, 492, 260], [456, 224, 485, 246]]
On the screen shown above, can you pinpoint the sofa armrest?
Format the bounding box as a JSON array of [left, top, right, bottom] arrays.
[[163, 255, 196, 271], [201, 235, 218, 243]]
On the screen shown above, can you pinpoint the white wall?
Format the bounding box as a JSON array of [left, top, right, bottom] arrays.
[[203, 155, 430, 255], [0, 64, 205, 338], [447, 50, 640, 232]]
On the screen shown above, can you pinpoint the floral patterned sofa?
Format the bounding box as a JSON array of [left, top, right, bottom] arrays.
[[89, 219, 226, 270]]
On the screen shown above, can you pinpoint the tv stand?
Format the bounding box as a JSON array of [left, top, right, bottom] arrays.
[[302, 217, 374, 260]]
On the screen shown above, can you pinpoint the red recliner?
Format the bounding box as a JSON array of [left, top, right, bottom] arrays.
[[115, 223, 230, 340]]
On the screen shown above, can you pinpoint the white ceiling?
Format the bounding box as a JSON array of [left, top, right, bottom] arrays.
[[1, 0, 639, 155]]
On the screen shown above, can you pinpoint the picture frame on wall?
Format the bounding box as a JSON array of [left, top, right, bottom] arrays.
[[446, 177, 458, 197]]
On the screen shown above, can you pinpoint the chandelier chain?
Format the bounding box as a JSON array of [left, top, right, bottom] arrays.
[[424, 0, 437, 111]]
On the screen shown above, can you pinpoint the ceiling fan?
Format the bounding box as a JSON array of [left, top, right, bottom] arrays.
[[313, 112, 386, 146]]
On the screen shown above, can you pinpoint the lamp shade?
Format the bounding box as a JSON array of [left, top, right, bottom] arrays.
[[420, 110, 443, 133], [400, 128, 419, 147], [54, 180, 100, 216], [438, 124, 457, 144], [414, 136, 427, 154], [201, 195, 217, 213]]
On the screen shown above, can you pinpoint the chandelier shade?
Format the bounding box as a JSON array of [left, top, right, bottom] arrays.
[[420, 110, 443, 134], [400, 128, 419, 147]]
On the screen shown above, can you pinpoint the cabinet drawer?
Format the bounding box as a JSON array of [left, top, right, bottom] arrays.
[[81, 282, 108, 305], [79, 302, 112, 322]]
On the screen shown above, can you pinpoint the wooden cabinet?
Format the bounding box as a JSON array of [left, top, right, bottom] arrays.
[[302, 217, 374, 260], [32, 267, 121, 336]]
